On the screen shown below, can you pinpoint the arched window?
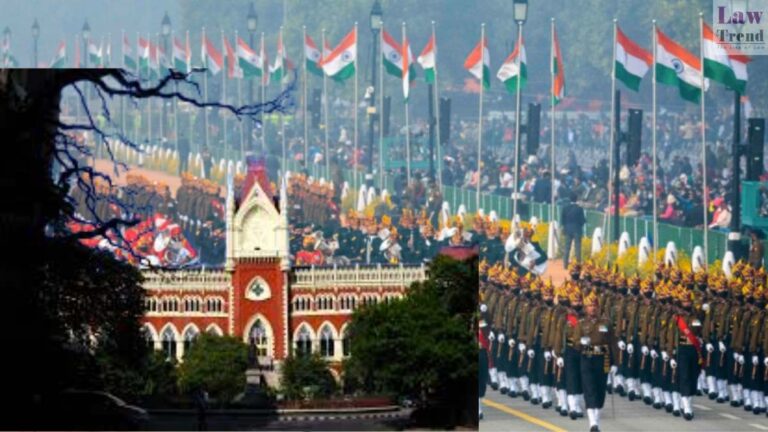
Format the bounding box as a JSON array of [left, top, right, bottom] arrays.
[[161, 327, 176, 360], [142, 325, 155, 350], [183, 326, 199, 355], [320, 325, 335, 358], [342, 327, 351, 357], [295, 325, 312, 357], [249, 320, 269, 357]]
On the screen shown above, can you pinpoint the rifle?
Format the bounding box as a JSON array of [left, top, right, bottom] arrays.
[[706, 350, 711, 369], [628, 304, 640, 370]]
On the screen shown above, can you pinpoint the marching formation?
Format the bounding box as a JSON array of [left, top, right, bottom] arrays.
[[479, 260, 768, 432]]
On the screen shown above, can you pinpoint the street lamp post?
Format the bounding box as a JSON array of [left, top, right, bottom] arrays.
[[82, 20, 90, 68], [31, 19, 39, 67], [367, 0, 383, 181], [246, 3, 258, 153], [161, 12, 171, 149], [511, 0, 527, 219], [2, 27, 10, 67]]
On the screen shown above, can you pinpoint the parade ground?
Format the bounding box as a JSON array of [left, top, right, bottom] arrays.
[[481, 390, 768, 432]]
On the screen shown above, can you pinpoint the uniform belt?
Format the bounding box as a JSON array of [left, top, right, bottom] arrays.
[[678, 338, 695, 346], [583, 346, 608, 356]]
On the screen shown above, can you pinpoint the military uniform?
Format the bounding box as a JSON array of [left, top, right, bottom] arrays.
[[577, 291, 614, 432]]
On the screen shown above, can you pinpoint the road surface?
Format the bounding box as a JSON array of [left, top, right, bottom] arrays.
[[481, 387, 768, 431]]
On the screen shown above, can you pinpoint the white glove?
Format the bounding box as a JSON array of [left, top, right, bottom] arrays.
[[702, 303, 710, 312], [618, 340, 626, 350], [706, 343, 714, 353], [488, 331, 495, 342], [670, 359, 678, 369], [610, 365, 618, 374], [734, 352, 740, 361], [662, 351, 669, 361], [498, 334, 505, 344], [752, 355, 759, 365], [544, 351, 553, 361], [650, 349, 658, 359], [580, 336, 591, 346], [556, 357, 565, 368], [764, 357, 768, 367], [738, 355, 745, 365], [518, 343, 526, 352], [627, 344, 634, 354], [641, 345, 649, 355], [719, 341, 726, 352], [508, 339, 515, 348], [527, 349, 535, 359]]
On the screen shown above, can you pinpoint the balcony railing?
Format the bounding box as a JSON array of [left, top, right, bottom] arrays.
[[292, 263, 427, 289]]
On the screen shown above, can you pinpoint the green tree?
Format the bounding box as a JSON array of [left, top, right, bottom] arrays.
[[344, 255, 477, 427], [280, 353, 338, 400], [177, 334, 249, 403]]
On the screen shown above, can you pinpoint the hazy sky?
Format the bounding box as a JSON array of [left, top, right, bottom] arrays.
[[2, 0, 183, 66]]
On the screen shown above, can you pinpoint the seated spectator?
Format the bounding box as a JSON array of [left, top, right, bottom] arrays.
[[708, 199, 731, 230]]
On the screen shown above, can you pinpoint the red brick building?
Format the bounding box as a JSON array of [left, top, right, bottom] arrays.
[[141, 165, 426, 383]]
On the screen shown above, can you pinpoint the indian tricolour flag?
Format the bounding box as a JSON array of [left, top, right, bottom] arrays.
[[417, 34, 436, 84], [402, 33, 415, 101], [201, 32, 223, 76], [464, 37, 490, 89], [173, 35, 190, 73], [321, 27, 356, 83], [223, 35, 242, 79], [656, 27, 706, 104], [382, 29, 403, 78], [551, 28, 565, 105], [88, 40, 103, 67], [703, 22, 750, 94], [305, 34, 323, 77], [615, 26, 652, 92], [138, 37, 150, 76], [123, 34, 136, 71], [236, 36, 263, 79], [497, 37, 526, 94], [270, 33, 288, 83], [50, 41, 67, 69]]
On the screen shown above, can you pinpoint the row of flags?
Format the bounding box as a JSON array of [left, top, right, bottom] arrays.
[[26, 18, 752, 103], [613, 21, 750, 103]]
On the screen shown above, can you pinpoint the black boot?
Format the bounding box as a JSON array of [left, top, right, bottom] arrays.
[[708, 392, 717, 400], [508, 391, 518, 398], [643, 396, 653, 405], [653, 402, 663, 409], [542, 401, 552, 409], [569, 411, 578, 420], [522, 391, 530, 401], [684, 412, 693, 421], [665, 404, 673, 413], [499, 387, 508, 395], [673, 409, 681, 417], [590, 426, 600, 432]]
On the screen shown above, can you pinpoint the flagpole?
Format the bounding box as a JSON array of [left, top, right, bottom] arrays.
[[303, 26, 309, 169], [354, 22, 359, 191], [513, 21, 522, 218], [550, 18, 556, 225], [236, 30, 245, 162], [651, 20, 658, 261], [403, 22, 411, 186], [173, 30, 179, 166], [203, 28, 210, 158], [477, 23, 485, 212], [260, 32, 266, 155], [378, 24, 385, 188], [322, 28, 330, 177], [280, 26, 287, 176], [147, 32, 153, 151], [699, 12, 708, 266], [187, 30, 194, 157], [432, 21, 442, 190], [157, 33, 164, 151], [222, 30, 229, 164], [606, 18, 617, 263], [121, 30, 126, 138], [134, 32, 140, 147]]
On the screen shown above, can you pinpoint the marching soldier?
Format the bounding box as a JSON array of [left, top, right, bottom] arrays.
[[740, 284, 765, 413], [576, 290, 615, 432], [666, 286, 704, 420], [704, 274, 731, 403], [552, 279, 585, 420], [636, 278, 657, 405]]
